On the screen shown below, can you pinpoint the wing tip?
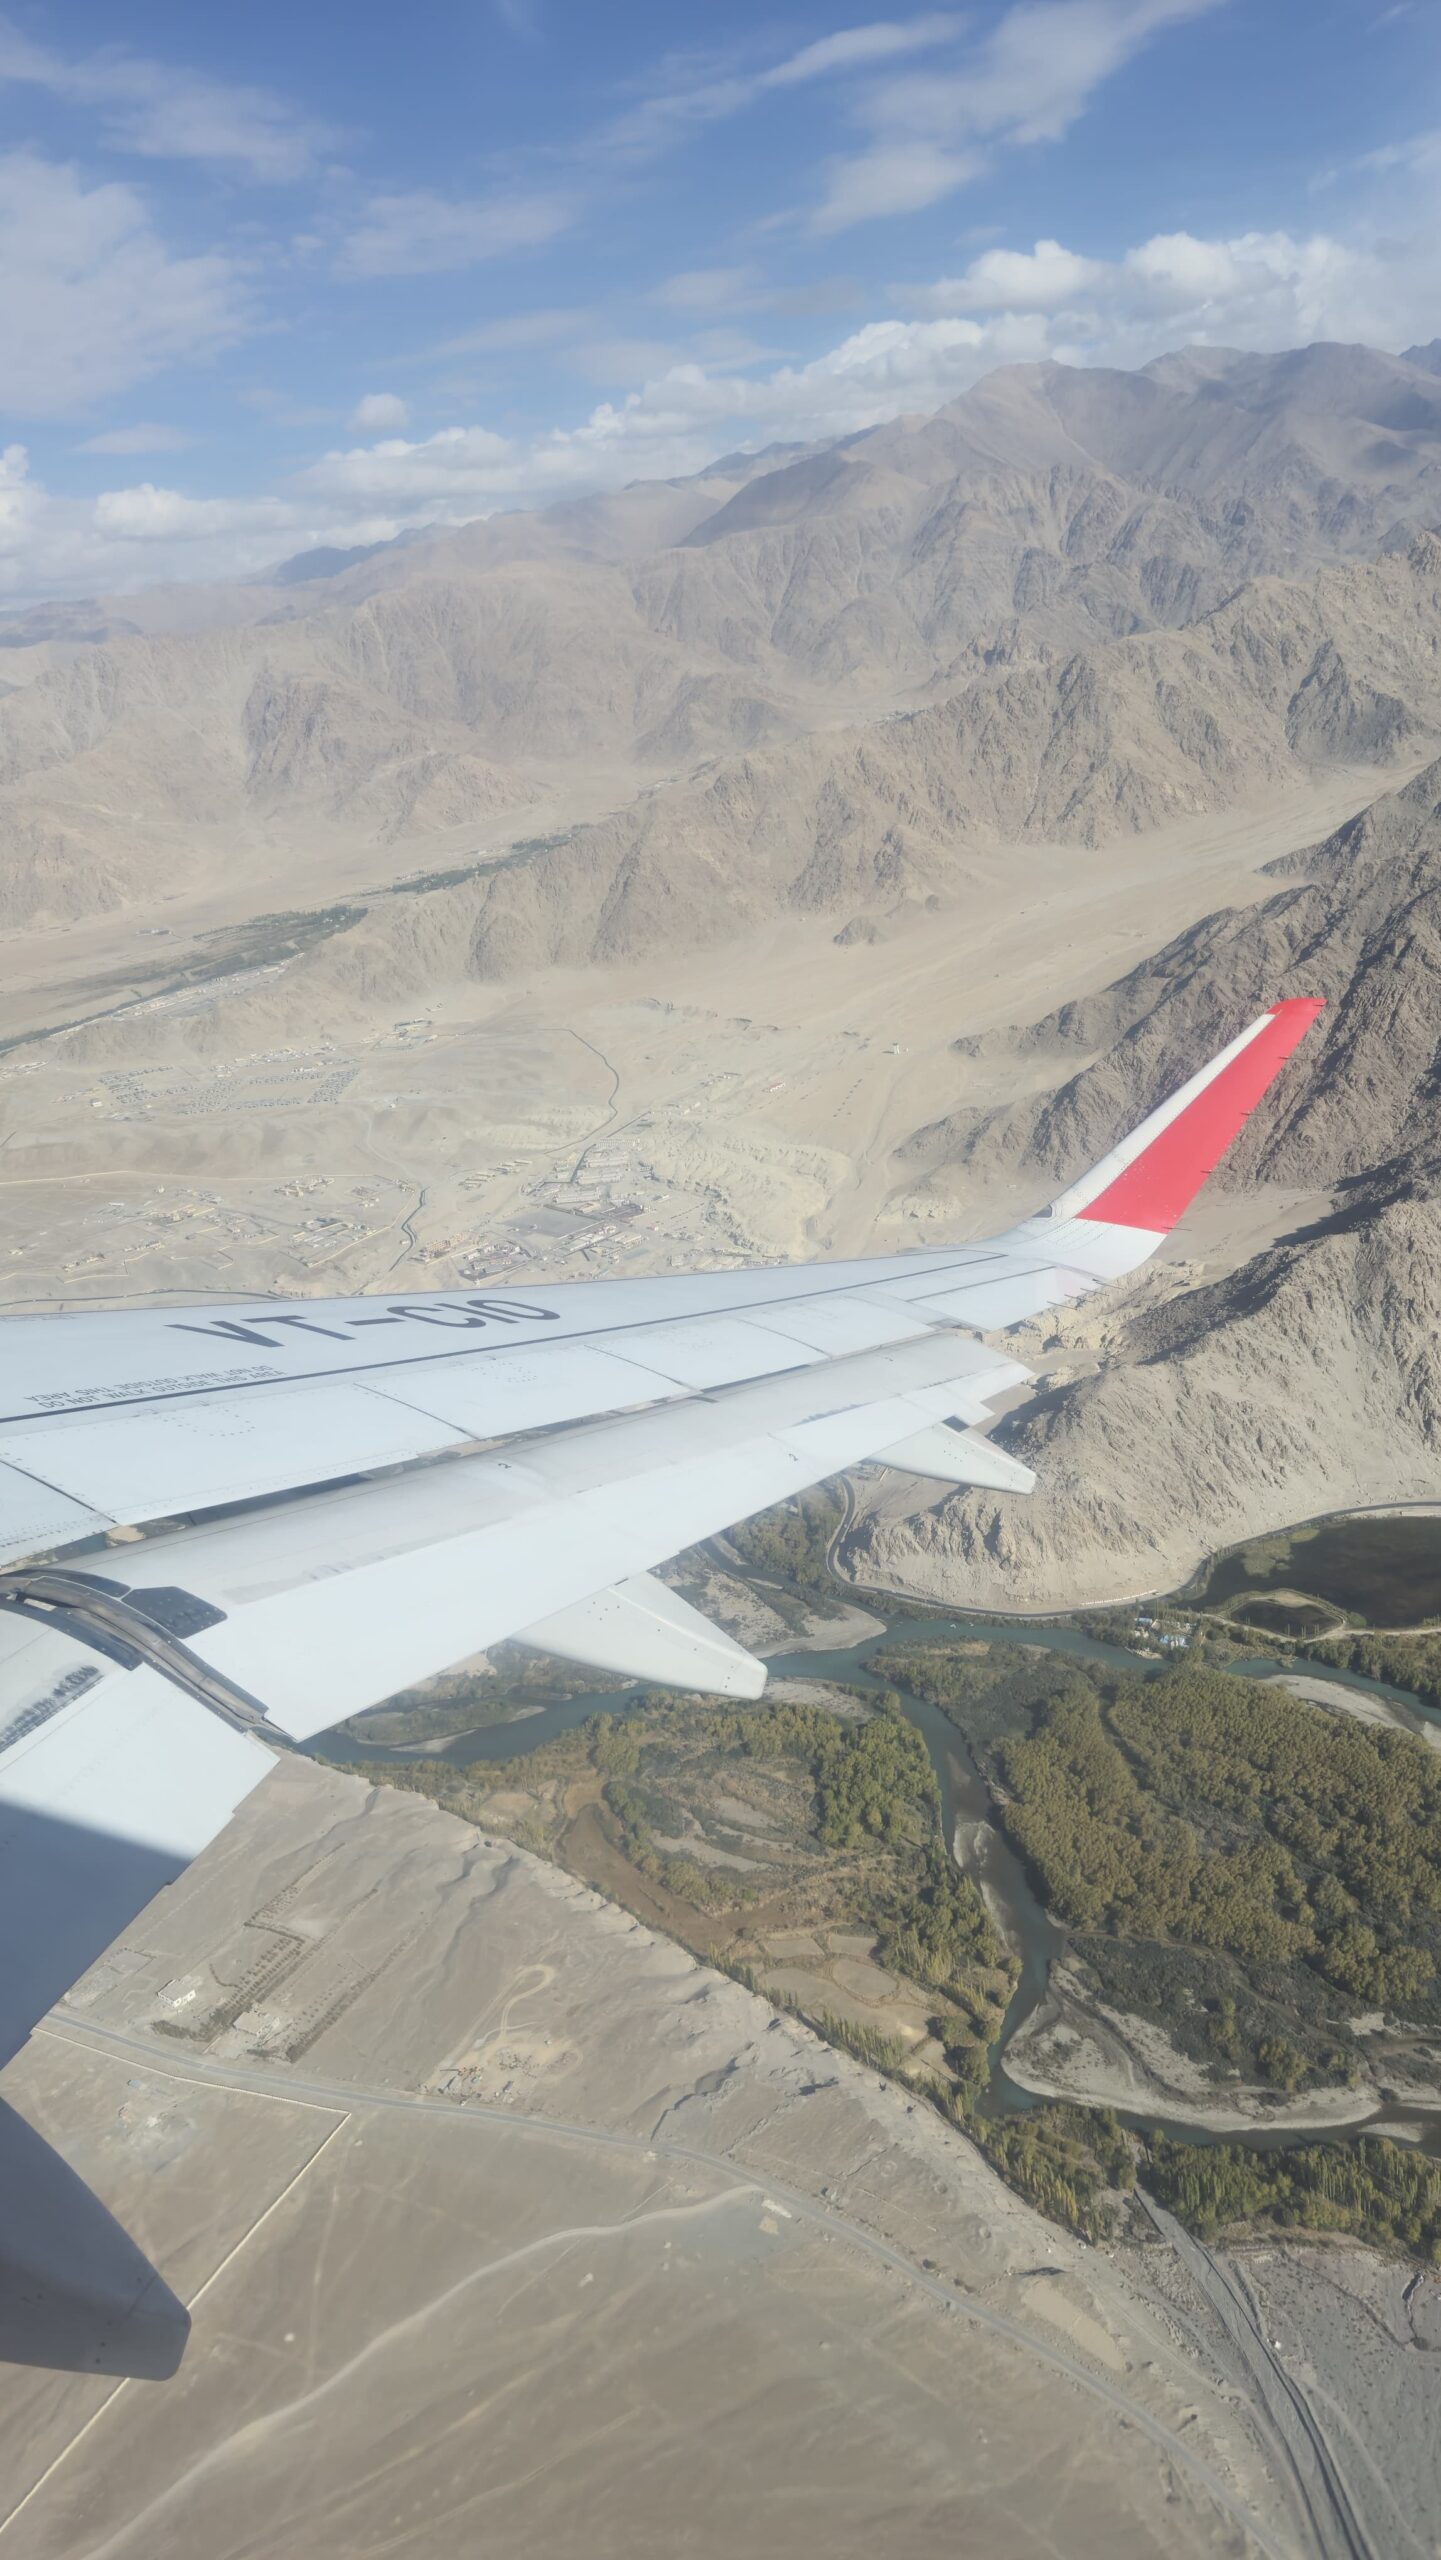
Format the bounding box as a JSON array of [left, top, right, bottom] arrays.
[[1072, 991, 1324, 1233]]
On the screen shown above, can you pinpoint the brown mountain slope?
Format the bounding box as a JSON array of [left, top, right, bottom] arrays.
[[433, 535, 1441, 979], [851, 754, 1441, 1608], [5, 341, 1441, 933]]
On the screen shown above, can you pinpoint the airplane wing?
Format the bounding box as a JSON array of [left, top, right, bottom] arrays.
[[0, 999, 1322, 2089]]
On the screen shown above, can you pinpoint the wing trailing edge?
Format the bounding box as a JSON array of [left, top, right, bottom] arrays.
[[517, 1571, 768, 1700]]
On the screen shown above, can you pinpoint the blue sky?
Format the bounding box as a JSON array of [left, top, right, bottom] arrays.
[[0, 0, 1436, 600]]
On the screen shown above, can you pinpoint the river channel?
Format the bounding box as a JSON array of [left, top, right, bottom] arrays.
[[322, 1585, 1441, 2156]]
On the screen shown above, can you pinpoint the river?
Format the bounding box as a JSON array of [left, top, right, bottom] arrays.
[[320, 1581, 1441, 2156]]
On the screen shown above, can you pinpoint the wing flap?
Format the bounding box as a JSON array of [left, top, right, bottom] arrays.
[[875, 1424, 1037, 1491], [66, 1332, 1025, 1739], [517, 1572, 767, 1699]]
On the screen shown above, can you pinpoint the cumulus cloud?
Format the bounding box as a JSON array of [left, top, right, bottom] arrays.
[[337, 189, 576, 278], [907, 239, 1108, 310], [0, 446, 360, 600], [295, 314, 1055, 520], [900, 223, 1441, 358], [91, 482, 299, 542], [0, 18, 331, 181], [348, 391, 410, 431], [221, 216, 1441, 541], [295, 425, 514, 509], [0, 152, 246, 418]]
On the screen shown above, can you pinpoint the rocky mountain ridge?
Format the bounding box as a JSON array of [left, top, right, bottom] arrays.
[[346, 532, 1441, 988], [5, 338, 1441, 933]]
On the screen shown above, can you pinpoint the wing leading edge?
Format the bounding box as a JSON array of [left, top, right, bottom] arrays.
[[0, 998, 1321, 2083]]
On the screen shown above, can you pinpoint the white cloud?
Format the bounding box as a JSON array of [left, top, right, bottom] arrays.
[[1114, 227, 1393, 348], [1354, 127, 1441, 181], [92, 483, 298, 543], [901, 222, 1441, 359], [296, 315, 1055, 521], [348, 391, 410, 431], [600, 17, 963, 162], [652, 266, 761, 313], [883, 0, 1216, 149], [811, 143, 984, 232], [0, 152, 246, 419], [0, 18, 330, 182], [907, 239, 1108, 311], [75, 421, 193, 455], [760, 15, 964, 87], [0, 449, 347, 600], [811, 0, 1219, 229], [0, 442, 40, 557], [282, 213, 1441, 528], [425, 308, 592, 357], [295, 425, 514, 510], [338, 189, 576, 278]]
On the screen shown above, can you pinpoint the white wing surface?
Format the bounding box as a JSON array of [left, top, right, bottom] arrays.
[[0, 999, 1322, 2084]]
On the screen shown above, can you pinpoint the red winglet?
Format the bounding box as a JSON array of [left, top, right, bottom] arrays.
[[1076, 998, 1324, 1233]]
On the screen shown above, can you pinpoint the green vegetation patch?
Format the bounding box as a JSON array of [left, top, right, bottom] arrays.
[[1301, 1628, 1441, 1716], [957, 2097, 1136, 2240], [726, 1695, 1007, 1989], [724, 1487, 846, 1592], [675, 1692, 1008, 1986], [1147, 2134, 1441, 2260], [1002, 1670, 1441, 2013], [888, 1645, 1441, 2072], [811, 2001, 1136, 2241], [333, 1652, 632, 1748]]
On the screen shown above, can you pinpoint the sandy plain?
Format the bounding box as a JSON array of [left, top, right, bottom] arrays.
[[0, 1757, 1334, 2560], [0, 764, 1396, 1334]]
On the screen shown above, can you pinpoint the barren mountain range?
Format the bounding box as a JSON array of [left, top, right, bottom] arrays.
[[5, 338, 1441, 935], [4, 335, 1441, 1606]]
